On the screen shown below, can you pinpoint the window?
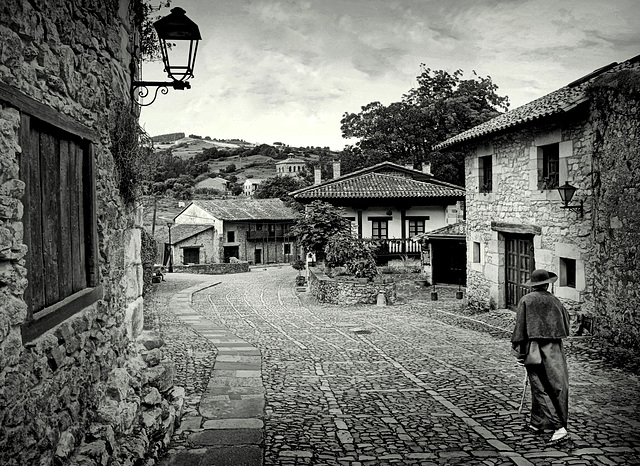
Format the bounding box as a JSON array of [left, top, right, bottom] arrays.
[[479, 155, 492, 193], [539, 143, 559, 189], [473, 242, 481, 263], [227, 231, 235, 242], [20, 115, 100, 342], [559, 257, 576, 288], [408, 219, 425, 237], [371, 220, 388, 239], [183, 247, 200, 264]]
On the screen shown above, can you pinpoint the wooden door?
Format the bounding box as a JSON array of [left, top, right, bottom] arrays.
[[505, 235, 535, 308]]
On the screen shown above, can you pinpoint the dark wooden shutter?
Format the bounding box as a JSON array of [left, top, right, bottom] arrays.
[[21, 117, 90, 316]]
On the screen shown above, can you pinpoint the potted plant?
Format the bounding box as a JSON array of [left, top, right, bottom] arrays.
[[291, 259, 306, 286]]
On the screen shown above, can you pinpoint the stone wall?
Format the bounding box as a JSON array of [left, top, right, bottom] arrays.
[[171, 262, 250, 275], [308, 268, 397, 305], [588, 69, 640, 348], [0, 1, 182, 464]]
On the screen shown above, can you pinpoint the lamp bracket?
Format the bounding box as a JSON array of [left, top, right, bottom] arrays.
[[561, 200, 584, 218], [131, 80, 191, 107]]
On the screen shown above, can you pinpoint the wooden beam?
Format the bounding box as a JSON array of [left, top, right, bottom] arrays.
[[0, 82, 99, 142], [21, 286, 103, 344]]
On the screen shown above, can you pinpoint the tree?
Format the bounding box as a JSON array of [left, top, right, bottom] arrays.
[[340, 67, 509, 184], [253, 175, 307, 201], [291, 201, 351, 257]]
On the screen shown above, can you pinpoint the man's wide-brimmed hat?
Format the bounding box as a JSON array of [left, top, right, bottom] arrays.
[[524, 269, 558, 287]]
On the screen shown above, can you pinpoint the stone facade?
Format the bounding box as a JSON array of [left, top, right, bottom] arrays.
[[0, 1, 182, 464], [309, 268, 397, 305], [588, 69, 640, 347], [172, 262, 250, 275], [463, 115, 593, 314]]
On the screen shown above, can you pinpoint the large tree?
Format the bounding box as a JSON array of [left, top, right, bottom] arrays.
[[340, 67, 510, 184]]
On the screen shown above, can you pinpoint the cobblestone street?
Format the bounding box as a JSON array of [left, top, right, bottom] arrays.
[[151, 267, 640, 466]]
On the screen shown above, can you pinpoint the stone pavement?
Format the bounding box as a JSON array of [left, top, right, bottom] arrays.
[[152, 268, 640, 466], [156, 277, 264, 466]]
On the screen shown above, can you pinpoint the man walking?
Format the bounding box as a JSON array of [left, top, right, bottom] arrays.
[[512, 269, 571, 445]]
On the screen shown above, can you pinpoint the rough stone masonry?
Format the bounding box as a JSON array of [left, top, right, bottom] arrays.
[[0, 1, 183, 464]]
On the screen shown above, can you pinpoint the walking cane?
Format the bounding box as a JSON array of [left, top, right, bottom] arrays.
[[518, 369, 528, 414]]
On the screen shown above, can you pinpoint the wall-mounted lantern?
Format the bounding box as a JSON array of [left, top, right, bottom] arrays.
[[557, 181, 584, 218], [132, 7, 202, 107]]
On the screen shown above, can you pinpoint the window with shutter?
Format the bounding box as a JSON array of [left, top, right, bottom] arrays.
[[19, 115, 100, 342]]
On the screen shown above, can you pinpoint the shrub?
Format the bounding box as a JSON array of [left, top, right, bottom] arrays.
[[325, 231, 378, 280]]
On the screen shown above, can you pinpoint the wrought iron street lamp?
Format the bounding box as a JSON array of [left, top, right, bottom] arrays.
[[132, 7, 202, 107], [167, 222, 174, 273], [557, 181, 584, 218]]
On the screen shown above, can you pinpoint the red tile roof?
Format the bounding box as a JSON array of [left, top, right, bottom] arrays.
[[191, 199, 297, 221], [154, 224, 214, 244], [412, 221, 466, 242], [291, 161, 464, 200], [435, 55, 640, 150]]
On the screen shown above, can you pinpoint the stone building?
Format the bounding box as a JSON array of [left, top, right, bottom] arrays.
[[0, 1, 184, 464], [275, 155, 306, 177], [435, 55, 640, 346], [243, 178, 263, 197], [172, 199, 299, 265]]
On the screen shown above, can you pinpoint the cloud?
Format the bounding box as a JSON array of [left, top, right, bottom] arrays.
[[140, 0, 640, 149]]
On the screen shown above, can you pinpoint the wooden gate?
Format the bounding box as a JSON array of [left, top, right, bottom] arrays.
[[505, 235, 535, 308]]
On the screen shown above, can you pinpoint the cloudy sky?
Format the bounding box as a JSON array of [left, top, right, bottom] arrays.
[[139, 0, 640, 150]]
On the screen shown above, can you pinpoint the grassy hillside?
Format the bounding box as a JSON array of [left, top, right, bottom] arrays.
[[151, 136, 323, 184]]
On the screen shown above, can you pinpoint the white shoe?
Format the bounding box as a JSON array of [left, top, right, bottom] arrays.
[[548, 427, 569, 444]]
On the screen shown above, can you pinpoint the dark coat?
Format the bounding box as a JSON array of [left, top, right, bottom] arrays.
[[511, 290, 570, 345]]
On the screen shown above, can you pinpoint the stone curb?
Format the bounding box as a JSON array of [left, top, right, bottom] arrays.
[[159, 280, 264, 466]]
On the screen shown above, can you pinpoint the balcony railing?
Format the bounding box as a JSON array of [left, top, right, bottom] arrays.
[[246, 230, 293, 241], [361, 238, 421, 256]]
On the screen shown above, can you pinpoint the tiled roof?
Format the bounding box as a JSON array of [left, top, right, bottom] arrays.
[[435, 55, 640, 150], [192, 199, 297, 221], [291, 161, 464, 200], [154, 224, 214, 244], [195, 177, 228, 189], [293, 172, 464, 199], [276, 157, 305, 164], [412, 221, 466, 241]]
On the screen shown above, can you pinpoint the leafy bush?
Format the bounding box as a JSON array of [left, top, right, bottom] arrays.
[[324, 231, 378, 280]]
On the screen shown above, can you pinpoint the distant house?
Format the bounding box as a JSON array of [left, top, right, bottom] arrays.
[[195, 176, 229, 192], [434, 53, 640, 341], [243, 178, 263, 197], [170, 199, 299, 264], [155, 224, 216, 266], [291, 161, 465, 278], [276, 156, 306, 177]]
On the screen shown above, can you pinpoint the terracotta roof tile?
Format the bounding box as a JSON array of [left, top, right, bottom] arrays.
[[291, 161, 464, 200], [293, 172, 464, 199], [435, 55, 640, 150], [154, 224, 214, 244], [413, 221, 466, 241], [192, 199, 297, 221]]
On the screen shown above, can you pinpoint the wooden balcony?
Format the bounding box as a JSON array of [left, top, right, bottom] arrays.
[[361, 238, 421, 257], [246, 230, 293, 241]]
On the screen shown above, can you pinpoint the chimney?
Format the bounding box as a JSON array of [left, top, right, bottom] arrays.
[[314, 167, 322, 185], [422, 163, 432, 175], [332, 161, 341, 179]]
